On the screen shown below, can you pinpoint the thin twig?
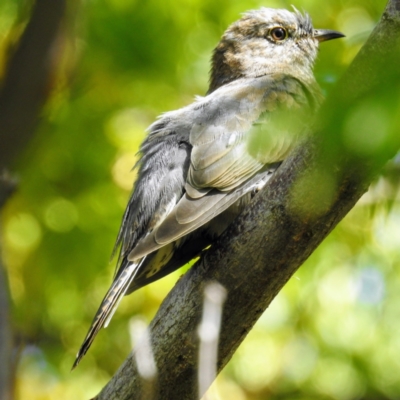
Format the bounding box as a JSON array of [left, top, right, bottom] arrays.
[[198, 282, 227, 400]]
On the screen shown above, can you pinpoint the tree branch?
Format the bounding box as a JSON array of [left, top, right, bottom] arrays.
[[96, 1, 400, 399]]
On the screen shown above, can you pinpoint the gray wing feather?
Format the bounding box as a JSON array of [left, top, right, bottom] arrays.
[[126, 76, 310, 261], [128, 168, 274, 260]]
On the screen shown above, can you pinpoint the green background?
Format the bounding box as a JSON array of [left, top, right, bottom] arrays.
[[2, 0, 399, 399]]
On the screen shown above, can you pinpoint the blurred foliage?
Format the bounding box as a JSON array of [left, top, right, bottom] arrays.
[[1, 0, 399, 399]]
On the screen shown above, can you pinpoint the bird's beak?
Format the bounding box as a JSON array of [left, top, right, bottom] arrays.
[[313, 29, 345, 43]]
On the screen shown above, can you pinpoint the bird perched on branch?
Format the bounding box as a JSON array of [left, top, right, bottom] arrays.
[[73, 7, 344, 368]]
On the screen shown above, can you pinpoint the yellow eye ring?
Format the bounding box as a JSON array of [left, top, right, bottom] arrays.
[[270, 27, 288, 41]]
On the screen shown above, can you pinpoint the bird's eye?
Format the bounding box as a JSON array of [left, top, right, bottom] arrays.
[[270, 27, 288, 41]]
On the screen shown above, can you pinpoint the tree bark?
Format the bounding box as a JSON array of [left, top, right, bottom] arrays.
[[96, 1, 400, 399]]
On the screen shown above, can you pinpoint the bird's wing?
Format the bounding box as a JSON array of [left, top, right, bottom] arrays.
[[112, 120, 193, 274], [128, 75, 308, 261]]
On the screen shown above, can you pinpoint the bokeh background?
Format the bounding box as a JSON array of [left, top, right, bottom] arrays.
[[1, 0, 399, 399]]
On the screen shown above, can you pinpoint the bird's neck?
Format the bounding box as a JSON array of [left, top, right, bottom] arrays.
[[208, 38, 244, 94]]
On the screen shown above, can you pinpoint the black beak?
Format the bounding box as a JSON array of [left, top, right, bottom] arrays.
[[314, 29, 345, 43]]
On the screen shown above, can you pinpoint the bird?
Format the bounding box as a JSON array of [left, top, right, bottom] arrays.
[[73, 7, 344, 368]]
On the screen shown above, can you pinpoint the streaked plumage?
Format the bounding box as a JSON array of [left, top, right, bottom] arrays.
[[73, 7, 344, 368]]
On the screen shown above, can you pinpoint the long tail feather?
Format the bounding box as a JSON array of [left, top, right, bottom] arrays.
[[72, 258, 145, 369]]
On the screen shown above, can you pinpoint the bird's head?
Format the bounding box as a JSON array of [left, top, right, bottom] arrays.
[[208, 8, 344, 93]]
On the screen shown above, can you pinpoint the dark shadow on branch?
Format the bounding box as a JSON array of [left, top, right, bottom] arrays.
[[96, 1, 400, 399]]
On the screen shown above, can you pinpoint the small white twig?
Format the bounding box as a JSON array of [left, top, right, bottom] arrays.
[[198, 282, 227, 399], [129, 317, 157, 381]]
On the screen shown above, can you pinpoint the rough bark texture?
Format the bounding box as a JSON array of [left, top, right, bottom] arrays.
[[96, 1, 400, 399], [0, 1, 66, 399]]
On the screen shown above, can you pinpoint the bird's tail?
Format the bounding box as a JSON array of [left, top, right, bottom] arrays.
[[72, 258, 145, 369]]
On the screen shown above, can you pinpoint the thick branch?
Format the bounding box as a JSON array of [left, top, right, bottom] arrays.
[[0, 0, 66, 169], [97, 1, 400, 399]]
